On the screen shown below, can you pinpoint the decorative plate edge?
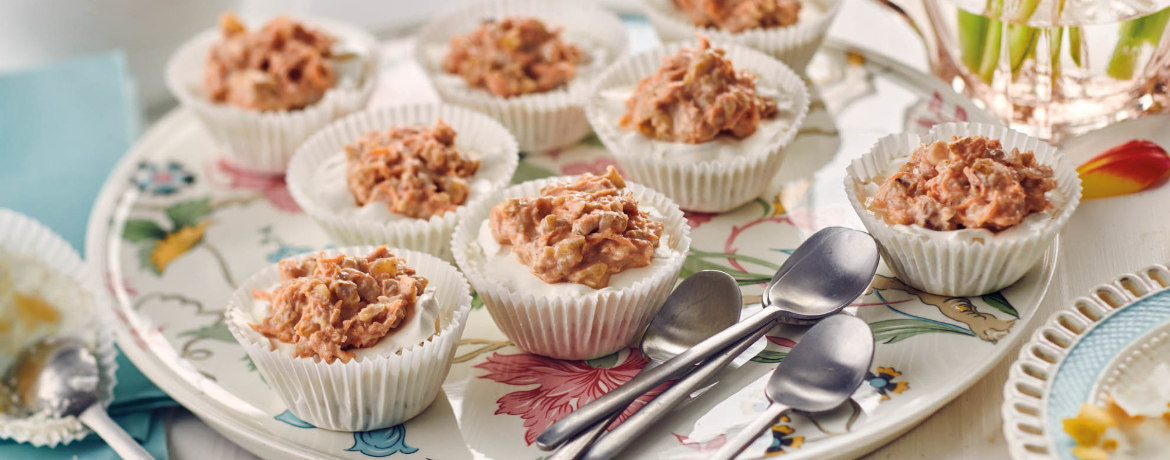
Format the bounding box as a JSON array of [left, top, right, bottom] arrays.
[[1001, 263, 1170, 460]]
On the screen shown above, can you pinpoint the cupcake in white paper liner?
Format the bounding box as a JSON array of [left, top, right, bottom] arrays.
[[166, 16, 379, 173], [0, 209, 118, 447], [287, 103, 519, 263], [641, 0, 842, 72], [413, 0, 629, 153], [225, 246, 472, 432], [844, 123, 1082, 296], [451, 174, 691, 360], [586, 40, 809, 213]]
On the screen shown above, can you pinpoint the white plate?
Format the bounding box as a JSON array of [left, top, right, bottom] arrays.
[[86, 28, 1057, 460], [1002, 262, 1170, 460]]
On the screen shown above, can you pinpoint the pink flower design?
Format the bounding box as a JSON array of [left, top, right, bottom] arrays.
[[560, 157, 626, 177], [683, 211, 715, 230], [474, 350, 670, 446], [205, 159, 301, 213], [674, 433, 727, 459], [766, 336, 797, 348]]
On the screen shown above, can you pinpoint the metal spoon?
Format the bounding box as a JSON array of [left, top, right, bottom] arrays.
[[712, 314, 875, 460], [537, 227, 879, 450], [547, 270, 742, 459], [7, 338, 154, 460]]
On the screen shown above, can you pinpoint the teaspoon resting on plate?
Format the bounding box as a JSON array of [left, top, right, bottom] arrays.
[[711, 314, 875, 460], [536, 227, 881, 450], [7, 338, 154, 460]]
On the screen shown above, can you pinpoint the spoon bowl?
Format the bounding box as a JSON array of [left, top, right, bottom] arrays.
[[641, 270, 742, 361], [766, 227, 880, 322], [712, 314, 875, 460]]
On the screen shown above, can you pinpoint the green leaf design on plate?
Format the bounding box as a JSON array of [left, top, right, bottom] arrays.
[[682, 250, 779, 285], [751, 350, 787, 364], [580, 133, 604, 148], [137, 244, 159, 274], [166, 197, 212, 229], [123, 219, 167, 242], [178, 322, 236, 343], [512, 160, 557, 184], [471, 290, 484, 310], [981, 291, 1018, 318], [586, 351, 620, 369], [870, 318, 974, 344]]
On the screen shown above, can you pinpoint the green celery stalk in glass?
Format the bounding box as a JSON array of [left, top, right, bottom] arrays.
[[1107, 7, 1170, 80]]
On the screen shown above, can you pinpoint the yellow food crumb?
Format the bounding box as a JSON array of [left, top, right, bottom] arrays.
[[1064, 404, 1117, 447], [1101, 438, 1118, 452], [1071, 446, 1110, 460], [13, 293, 60, 327]]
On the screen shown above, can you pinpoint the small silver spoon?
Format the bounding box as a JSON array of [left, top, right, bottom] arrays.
[[711, 314, 874, 460], [548, 270, 742, 460], [8, 338, 154, 460], [536, 227, 879, 450]]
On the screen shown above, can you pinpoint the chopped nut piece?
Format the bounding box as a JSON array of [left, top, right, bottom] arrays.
[[250, 246, 428, 363], [489, 167, 664, 289], [442, 17, 585, 98], [203, 12, 337, 111], [345, 120, 481, 219], [620, 36, 778, 144], [672, 0, 802, 32], [869, 135, 1057, 232]]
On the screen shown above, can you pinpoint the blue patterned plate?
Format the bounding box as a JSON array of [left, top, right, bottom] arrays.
[[1003, 263, 1170, 460]]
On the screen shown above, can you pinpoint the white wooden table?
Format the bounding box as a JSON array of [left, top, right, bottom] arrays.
[[163, 1, 1170, 458]]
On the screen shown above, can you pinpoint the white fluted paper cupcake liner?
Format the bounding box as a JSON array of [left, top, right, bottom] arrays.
[[166, 17, 379, 173], [451, 176, 691, 360], [414, 0, 629, 153], [287, 103, 519, 263], [0, 209, 118, 447], [225, 246, 472, 432], [642, 0, 841, 72], [844, 123, 1082, 296], [586, 41, 810, 213]]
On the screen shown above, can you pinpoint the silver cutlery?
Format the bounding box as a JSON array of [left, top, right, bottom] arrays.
[[537, 227, 880, 450]]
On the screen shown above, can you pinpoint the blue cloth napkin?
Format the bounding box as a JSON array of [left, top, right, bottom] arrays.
[[0, 52, 175, 459]]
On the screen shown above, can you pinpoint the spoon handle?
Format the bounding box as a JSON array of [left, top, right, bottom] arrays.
[[711, 402, 790, 460], [581, 324, 772, 460], [80, 404, 156, 460], [549, 360, 661, 460], [536, 306, 781, 450]]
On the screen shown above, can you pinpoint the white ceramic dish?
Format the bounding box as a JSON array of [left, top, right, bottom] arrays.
[[88, 28, 1058, 460]]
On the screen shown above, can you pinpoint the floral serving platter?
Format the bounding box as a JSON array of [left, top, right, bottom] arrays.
[[86, 20, 1057, 460], [1002, 262, 1170, 460]]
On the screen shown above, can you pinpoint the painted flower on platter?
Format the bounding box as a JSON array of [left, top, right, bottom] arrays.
[[131, 161, 195, 196], [866, 366, 910, 400], [122, 198, 212, 274], [206, 159, 300, 213], [475, 350, 670, 445]]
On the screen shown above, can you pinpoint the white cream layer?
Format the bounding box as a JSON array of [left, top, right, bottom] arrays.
[[470, 207, 677, 296], [595, 85, 797, 163], [858, 153, 1063, 243], [308, 149, 498, 224], [231, 286, 441, 361]]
